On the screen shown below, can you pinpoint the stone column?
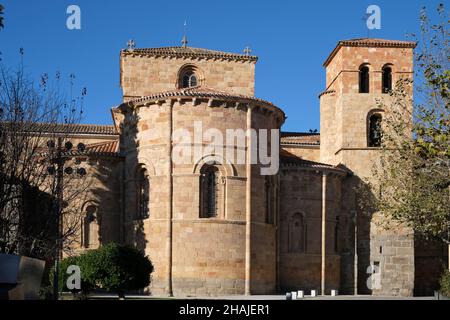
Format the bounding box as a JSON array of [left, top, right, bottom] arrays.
[[166, 100, 174, 296], [245, 105, 252, 295], [321, 172, 328, 295]]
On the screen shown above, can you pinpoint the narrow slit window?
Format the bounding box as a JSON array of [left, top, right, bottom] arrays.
[[382, 66, 392, 93], [368, 113, 382, 147], [136, 167, 150, 219], [359, 65, 370, 93], [200, 165, 219, 218]]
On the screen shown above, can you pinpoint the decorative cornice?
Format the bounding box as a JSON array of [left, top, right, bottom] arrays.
[[120, 86, 286, 124], [121, 46, 258, 63], [318, 89, 336, 98], [323, 38, 417, 67]]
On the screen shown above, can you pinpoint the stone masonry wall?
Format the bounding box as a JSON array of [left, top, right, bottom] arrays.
[[120, 55, 255, 99]]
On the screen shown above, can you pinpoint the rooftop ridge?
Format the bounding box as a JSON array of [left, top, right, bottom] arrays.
[[281, 131, 320, 137], [124, 86, 282, 112], [0, 122, 118, 136], [323, 38, 417, 67], [280, 149, 345, 174], [121, 46, 258, 62]]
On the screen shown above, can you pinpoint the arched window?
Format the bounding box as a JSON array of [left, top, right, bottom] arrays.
[[200, 165, 219, 218], [359, 65, 370, 93], [182, 71, 197, 88], [382, 65, 392, 93], [83, 205, 99, 248], [288, 213, 306, 253], [136, 166, 150, 219], [368, 113, 382, 147]]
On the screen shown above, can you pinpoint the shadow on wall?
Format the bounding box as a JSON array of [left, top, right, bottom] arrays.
[[338, 165, 374, 296], [414, 235, 449, 296], [119, 106, 148, 254]]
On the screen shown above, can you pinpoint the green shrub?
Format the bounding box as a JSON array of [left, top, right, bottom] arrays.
[[92, 243, 154, 297], [50, 243, 154, 298], [50, 254, 95, 295], [439, 270, 450, 297]]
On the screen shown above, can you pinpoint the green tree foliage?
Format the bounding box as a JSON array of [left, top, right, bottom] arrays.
[[440, 270, 450, 296], [51, 243, 154, 298], [359, 4, 449, 245]]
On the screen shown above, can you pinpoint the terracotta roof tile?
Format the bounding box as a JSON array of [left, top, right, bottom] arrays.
[[281, 132, 320, 145], [63, 140, 120, 157], [324, 38, 417, 67], [339, 38, 416, 47], [2, 122, 118, 136], [124, 86, 284, 116], [280, 149, 346, 174], [84, 140, 119, 154], [121, 46, 258, 62]]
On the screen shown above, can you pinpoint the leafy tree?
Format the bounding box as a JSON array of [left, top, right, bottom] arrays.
[[359, 4, 449, 264], [51, 244, 154, 299], [440, 270, 450, 296], [91, 243, 154, 298]]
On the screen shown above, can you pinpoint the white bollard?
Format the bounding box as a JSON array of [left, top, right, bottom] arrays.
[[286, 292, 292, 300], [291, 291, 297, 300], [331, 289, 338, 297], [310, 290, 317, 297], [297, 290, 304, 299]]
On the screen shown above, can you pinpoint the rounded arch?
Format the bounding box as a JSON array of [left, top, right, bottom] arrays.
[[367, 108, 384, 117], [128, 156, 156, 177], [289, 212, 306, 222], [81, 200, 100, 217], [176, 64, 205, 88], [382, 63, 394, 71], [359, 62, 372, 70], [193, 154, 237, 177]]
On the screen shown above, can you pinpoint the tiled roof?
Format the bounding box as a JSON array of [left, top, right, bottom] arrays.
[[281, 132, 320, 146], [121, 46, 258, 62], [63, 140, 121, 157], [339, 38, 416, 47], [324, 38, 417, 67], [280, 149, 346, 174], [2, 122, 118, 136], [85, 140, 119, 154], [125, 86, 284, 115]]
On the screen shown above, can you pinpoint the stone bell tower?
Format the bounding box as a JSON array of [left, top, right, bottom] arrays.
[[319, 38, 415, 169], [319, 38, 417, 296]]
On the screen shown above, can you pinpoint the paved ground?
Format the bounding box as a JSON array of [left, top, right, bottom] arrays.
[[84, 293, 435, 300]]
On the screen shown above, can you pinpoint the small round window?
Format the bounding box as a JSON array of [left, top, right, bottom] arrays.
[[178, 65, 202, 89], [182, 71, 197, 88]]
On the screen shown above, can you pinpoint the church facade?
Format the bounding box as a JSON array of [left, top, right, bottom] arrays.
[[65, 38, 447, 297]]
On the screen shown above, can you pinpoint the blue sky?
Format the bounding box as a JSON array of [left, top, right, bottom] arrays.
[[0, 0, 444, 131]]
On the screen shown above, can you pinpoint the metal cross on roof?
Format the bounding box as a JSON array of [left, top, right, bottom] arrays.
[[181, 35, 188, 48], [243, 46, 251, 56], [127, 39, 136, 51], [182, 20, 188, 47]]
